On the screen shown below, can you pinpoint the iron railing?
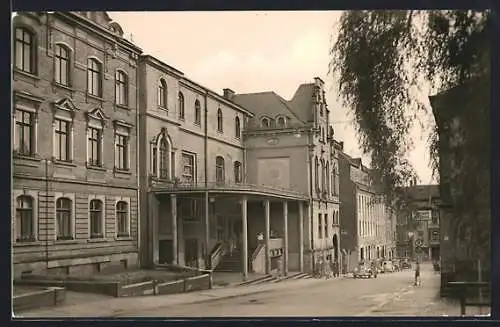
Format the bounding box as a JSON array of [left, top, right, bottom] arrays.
[[151, 180, 308, 199]]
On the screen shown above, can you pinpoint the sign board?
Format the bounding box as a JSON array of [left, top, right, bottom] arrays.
[[415, 239, 423, 247], [415, 247, 423, 254], [412, 210, 432, 221]]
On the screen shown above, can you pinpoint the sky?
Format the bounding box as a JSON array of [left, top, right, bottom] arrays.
[[109, 11, 436, 184]]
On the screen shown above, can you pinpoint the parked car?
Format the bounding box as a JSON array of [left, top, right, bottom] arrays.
[[401, 258, 412, 269], [391, 259, 401, 272], [353, 262, 377, 279], [382, 260, 395, 273]]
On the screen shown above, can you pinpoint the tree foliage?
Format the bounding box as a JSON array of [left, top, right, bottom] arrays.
[[329, 10, 491, 208]]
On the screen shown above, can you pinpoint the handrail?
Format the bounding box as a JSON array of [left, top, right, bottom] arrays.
[[150, 180, 308, 199], [251, 243, 265, 262], [210, 242, 227, 270], [448, 281, 491, 316]]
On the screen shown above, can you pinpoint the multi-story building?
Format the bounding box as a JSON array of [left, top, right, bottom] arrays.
[[233, 78, 341, 271], [395, 184, 440, 261], [12, 12, 142, 277], [338, 152, 396, 272]]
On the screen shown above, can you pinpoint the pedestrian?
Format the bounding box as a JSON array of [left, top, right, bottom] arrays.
[[414, 261, 421, 286], [257, 232, 264, 243], [276, 256, 283, 280], [334, 260, 340, 277], [329, 260, 335, 279]]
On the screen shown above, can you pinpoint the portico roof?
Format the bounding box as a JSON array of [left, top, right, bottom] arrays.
[[150, 181, 308, 201]]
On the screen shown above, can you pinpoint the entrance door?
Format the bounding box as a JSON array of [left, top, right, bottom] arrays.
[[159, 240, 173, 264], [185, 239, 199, 268]]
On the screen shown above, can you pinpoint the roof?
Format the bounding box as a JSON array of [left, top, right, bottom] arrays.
[[404, 185, 440, 200], [288, 83, 316, 122]]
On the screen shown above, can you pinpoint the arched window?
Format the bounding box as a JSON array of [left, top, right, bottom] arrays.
[[159, 138, 169, 179], [158, 79, 167, 109], [178, 92, 185, 119], [194, 100, 201, 125], [89, 199, 103, 239], [54, 44, 70, 86], [235, 117, 241, 139], [216, 156, 225, 182], [277, 116, 286, 128], [87, 58, 102, 97], [321, 160, 326, 192], [16, 195, 34, 242], [261, 117, 270, 128], [314, 157, 319, 191], [217, 108, 223, 132], [115, 70, 128, 105], [234, 161, 242, 183], [14, 27, 36, 74], [331, 165, 337, 196], [116, 201, 129, 237], [56, 197, 73, 240], [326, 161, 330, 195]]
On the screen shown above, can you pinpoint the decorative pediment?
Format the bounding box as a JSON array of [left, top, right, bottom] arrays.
[[86, 107, 110, 122], [109, 22, 124, 37], [113, 119, 134, 129], [151, 127, 173, 146], [53, 97, 79, 113]]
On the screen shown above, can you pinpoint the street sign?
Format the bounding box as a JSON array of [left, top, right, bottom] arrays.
[[415, 239, 423, 247], [415, 247, 423, 254]]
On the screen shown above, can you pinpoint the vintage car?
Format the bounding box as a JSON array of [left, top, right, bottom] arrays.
[[401, 258, 412, 269], [391, 259, 401, 272], [382, 260, 395, 273], [353, 262, 377, 279]]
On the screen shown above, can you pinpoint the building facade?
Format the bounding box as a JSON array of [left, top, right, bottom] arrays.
[[233, 77, 341, 272], [395, 184, 440, 261], [12, 12, 142, 277], [338, 152, 396, 273]]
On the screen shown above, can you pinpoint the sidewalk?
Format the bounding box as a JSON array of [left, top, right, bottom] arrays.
[[365, 264, 490, 317], [17, 274, 327, 318]]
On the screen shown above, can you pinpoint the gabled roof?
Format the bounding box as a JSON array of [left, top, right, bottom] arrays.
[[404, 184, 440, 200], [288, 83, 316, 122], [232, 92, 302, 122]]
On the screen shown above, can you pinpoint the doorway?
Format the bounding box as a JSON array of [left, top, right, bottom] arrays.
[[185, 238, 199, 268], [158, 240, 173, 264], [332, 234, 339, 262]]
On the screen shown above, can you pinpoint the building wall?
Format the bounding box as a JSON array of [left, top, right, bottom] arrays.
[[12, 12, 141, 277]]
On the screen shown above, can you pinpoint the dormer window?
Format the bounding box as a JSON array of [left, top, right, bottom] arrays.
[[277, 116, 286, 128], [261, 117, 270, 128]]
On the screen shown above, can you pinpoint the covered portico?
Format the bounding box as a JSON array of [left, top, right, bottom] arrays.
[[148, 183, 309, 280]]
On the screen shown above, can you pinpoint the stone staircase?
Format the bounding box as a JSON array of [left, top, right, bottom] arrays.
[[238, 272, 312, 287], [214, 251, 242, 272]]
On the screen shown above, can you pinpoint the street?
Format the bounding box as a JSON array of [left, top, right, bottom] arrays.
[[20, 263, 475, 318]]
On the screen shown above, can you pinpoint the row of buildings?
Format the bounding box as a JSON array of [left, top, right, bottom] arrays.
[[12, 11, 398, 279]]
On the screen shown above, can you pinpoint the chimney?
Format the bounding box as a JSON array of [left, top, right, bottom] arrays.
[[223, 88, 235, 101]]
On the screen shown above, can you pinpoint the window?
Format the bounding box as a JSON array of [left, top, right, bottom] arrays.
[[261, 117, 270, 128], [87, 58, 102, 97], [54, 44, 70, 86], [182, 152, 195, 183], [56, 198, 72, 240], [14, 28, 35, 74], [158, 79, 167, 108], [159, 138, 169, 179], [115, 70, 128, 106], [326, 162, 330, 195], [235, 116, 241, 139], [178, 92, 185, 119], [215, 156, 225, 183], [324, 214, 328, 238], [15, 195, 35, 242], [115, 134, 129, 170], [16, 110, 35, 156], [277, 116, 286, 128], [217, 108, 223, 132], [318, 213, 322, 238], [88, 127, 102, 166], [54, 119, 70, 161], [194, 100, 201, 125], [234, 161, 242, 183], [116, 201, 129, 237], [89, 199, 103, 238]]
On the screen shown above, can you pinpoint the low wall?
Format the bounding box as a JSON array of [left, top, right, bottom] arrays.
[[16, 279, 119, 297], [13, 287, 66, 313]]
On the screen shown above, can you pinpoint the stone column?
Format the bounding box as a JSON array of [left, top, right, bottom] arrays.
[[171, 194, 178, 264], [283, 201, 288, 276], [204, 192, 210, 267], [241, 196, 248, 281], [264, 199, 271, 274], [150, 193, 159, 265], [298, 201, 304, 272]]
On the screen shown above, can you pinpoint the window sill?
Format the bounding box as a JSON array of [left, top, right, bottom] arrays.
[[13, 153, 41, 162], [13, 68, 40, 81], [87, 238, 107, 243], [14, 240, 41, 247], [114, 168, 132, 175], [51, 81, 74, 93], [86, 164, 106, 172], [115, 103, 130, 111], [115, 235, 132, 241], [194, 122, 201, 127], [86, 92, 104, 102], [54, 160, 77, 168], [158, 106, 168, 111], [55, 238, 79, 245]]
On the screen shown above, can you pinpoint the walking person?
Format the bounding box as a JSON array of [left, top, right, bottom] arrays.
[[414, 261, 421, 286]]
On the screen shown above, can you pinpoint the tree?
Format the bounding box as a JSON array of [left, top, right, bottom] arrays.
[[329, 10, 491, 208]]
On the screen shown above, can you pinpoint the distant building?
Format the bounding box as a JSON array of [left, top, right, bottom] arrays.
[[12, 12, 142, 277], [338, 152, 396, 272], [395, 184, 440, 261]]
